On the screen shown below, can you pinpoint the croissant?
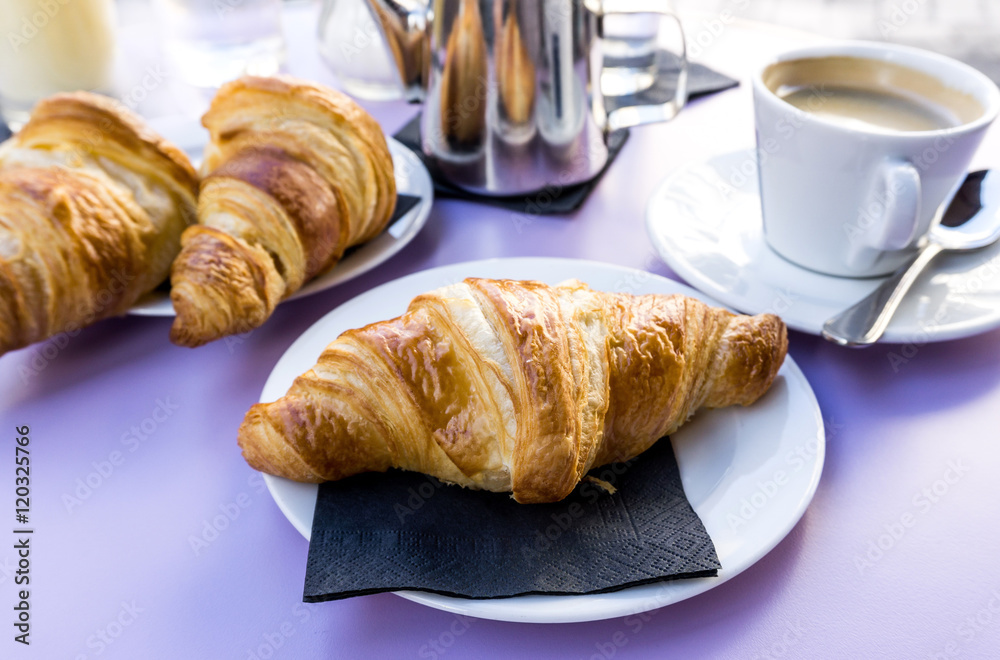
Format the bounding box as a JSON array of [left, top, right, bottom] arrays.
[[0, 92, 198, 357], [238, 278, 787, 503], [169, 75, 396, 348]]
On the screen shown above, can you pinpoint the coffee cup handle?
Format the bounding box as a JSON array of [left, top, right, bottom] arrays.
[[599, 0, 688, 132], [847, 160, 922, 270]]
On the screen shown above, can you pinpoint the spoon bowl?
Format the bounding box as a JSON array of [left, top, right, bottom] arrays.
[[931, 170, 1000, 249], [823, 170, 1000, 347]]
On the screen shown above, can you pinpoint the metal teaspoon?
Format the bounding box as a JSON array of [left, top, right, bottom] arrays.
[[822, 170, 1000, 347]]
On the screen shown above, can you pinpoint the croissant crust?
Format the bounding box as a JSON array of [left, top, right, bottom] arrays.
[[238, 278, 788, 503], [0, 92, 198, 356], [170, 75, 396, 347]]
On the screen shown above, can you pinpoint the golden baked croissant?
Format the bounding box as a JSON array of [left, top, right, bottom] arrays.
[[0, 92, 198, 357], [238, 278, 787, 503], [169, 75, 396, 348]]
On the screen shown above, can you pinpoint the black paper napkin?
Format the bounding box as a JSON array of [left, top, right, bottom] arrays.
[[304, 437, 719, 602], [394, 58, 737, 213], [388, 193, 422, 224]]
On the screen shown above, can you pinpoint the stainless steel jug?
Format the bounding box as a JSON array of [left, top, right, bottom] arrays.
[[366, 0, 687, 196]]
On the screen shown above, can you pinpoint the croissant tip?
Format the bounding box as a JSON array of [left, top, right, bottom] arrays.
[[168, 321, 209, 348]]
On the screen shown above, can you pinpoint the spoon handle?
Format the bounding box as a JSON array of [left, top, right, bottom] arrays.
[[822, 242, 945, 347]]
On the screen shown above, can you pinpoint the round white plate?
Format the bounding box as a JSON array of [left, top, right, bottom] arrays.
[[258, 257, 825, 624], [128, 136, 433, 316], [646, 150, 1000, 342]]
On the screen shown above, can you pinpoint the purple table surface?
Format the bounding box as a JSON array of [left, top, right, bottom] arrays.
[[4, 4, 1000, 659]]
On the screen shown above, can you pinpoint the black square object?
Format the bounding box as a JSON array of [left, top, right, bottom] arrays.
[[304, 437, 720, 602], [389, 193, 422, 224], [393, 58, 737, 214]]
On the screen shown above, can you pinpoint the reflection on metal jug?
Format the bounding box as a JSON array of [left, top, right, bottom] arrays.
[[365, 0, 688, 196], [439, 0, 489, 150]]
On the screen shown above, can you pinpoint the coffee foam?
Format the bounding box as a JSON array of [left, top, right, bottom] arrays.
[[763, 55, 984, 127]]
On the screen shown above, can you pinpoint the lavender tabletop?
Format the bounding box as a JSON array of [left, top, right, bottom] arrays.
[[3, 4, 1000, 659]]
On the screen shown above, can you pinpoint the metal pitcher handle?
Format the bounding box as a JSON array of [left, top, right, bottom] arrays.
[[596, 0, 688, 132]]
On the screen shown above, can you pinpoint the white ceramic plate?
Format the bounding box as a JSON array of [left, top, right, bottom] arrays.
[[128, 136, 433, 316], [258, 257, 825, 624], [646, 150, 1000, 342]]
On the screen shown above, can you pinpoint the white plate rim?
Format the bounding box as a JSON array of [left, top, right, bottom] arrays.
[[645, 151, 1000, 343], [128, 137, 433, 316], [258, 257, 825, 623]]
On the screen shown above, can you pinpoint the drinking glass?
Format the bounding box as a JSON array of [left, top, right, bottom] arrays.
[[0, 0, 117, 128], [601, 2, 685, 98], [317, 0, 403, 100], [152, 0, 286, 89]]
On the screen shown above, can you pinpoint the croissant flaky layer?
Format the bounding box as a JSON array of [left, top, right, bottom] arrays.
[[0, 92, 198, 356], [169, 75, 396, 348], [238, 278, 788, 503]]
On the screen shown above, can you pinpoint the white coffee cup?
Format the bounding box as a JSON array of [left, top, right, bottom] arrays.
[[752, 42, 1000, 278]]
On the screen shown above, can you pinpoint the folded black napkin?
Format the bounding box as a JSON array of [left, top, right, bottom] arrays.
[[0, 119, 10, 142], [388, 193, 422, 224], [394, 58, 737, 213], [304, 437, 719, 602]]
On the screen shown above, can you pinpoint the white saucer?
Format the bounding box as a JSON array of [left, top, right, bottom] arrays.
[[646, 150, 1000, 343], [259, 257, 824, 623]]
